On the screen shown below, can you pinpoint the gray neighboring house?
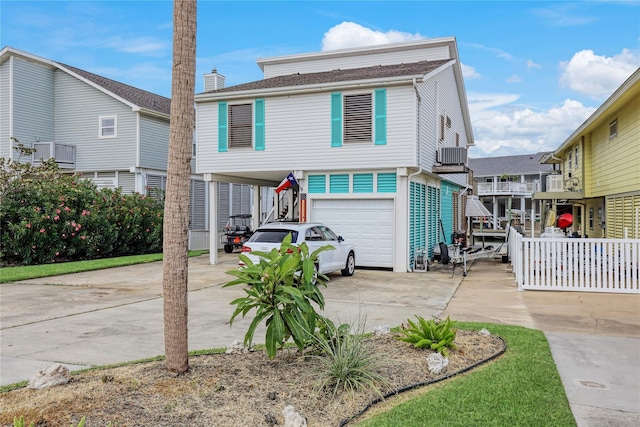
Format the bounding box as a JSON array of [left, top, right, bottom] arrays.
[[468, 152, 557, 229], [0, 46, 251, 250]]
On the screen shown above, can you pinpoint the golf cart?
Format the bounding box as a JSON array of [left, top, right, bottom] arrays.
[[222, 214, 253, 253]]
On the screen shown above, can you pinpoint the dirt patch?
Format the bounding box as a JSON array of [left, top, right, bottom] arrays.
[[0, 330, 504, 427]]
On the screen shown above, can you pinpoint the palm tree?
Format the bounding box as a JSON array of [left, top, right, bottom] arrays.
[[162, 0, 197, 373]]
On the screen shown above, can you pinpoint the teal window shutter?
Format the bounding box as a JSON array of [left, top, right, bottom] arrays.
[[254, 99, 265, 151], [308, 175, 327, 194], [218, 102, 228, 152], [353, 173, 374, 193], [329, 174, 349, 193], [374, 89, 386, 145], [331, 92, 342, 147], [377, 172, 396, 193]]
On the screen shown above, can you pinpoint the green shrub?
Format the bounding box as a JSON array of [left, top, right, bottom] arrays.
[[1, 144, 163, 266], [223, 233, 333, 359], [397, 315, 458, 357], [308, 316, 391, 400]]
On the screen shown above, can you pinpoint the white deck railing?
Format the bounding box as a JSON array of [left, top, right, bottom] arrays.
[[506, 228, 639, 294], [477, 181, 539, 196]]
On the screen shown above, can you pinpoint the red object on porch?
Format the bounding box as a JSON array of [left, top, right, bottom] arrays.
[[557, 213, 573, 229]]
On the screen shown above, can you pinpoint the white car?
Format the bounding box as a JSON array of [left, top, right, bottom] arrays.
[[239, 222, 356, 276]]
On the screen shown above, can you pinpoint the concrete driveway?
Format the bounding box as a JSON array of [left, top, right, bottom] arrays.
[[1, 253, 460, 385]]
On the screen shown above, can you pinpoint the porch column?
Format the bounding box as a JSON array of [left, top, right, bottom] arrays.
[[395, 173, 409, 272], [493, 196, 499, 229], [252, 185, 260, 230], [209, 181, 219, 265]]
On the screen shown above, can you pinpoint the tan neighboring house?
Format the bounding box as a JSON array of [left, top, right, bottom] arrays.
[[533, 68, 640, 239]]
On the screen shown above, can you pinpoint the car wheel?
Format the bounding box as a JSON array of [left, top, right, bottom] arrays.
[[223, 244, 233, 253], [341, 252, 355, 276]]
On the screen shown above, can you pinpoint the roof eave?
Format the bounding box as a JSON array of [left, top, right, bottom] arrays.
[[195, 74, 423, 102], [256, 36, 456, 71], [551, 68, 640, 156]]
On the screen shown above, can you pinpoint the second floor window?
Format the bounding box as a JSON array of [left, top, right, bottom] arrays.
[[609, 119, 618, 139], [99, 116, 117, 138], [344, 93, 372, 143], [228, 103, 252, 148]]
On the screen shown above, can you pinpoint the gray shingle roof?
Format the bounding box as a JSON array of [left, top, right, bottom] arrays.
[[59, 63, 171, 116], [201, 59, 452, 94], [469, 152, 555, 177]]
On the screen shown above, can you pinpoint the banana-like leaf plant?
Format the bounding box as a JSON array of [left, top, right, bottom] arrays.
[[223, 233, 334, 359]]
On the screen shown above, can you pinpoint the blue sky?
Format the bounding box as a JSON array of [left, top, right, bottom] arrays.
[[1, 0, 639, 158]]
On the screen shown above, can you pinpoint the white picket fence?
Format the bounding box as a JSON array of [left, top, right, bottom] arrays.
[[507, 227, 640, 293]]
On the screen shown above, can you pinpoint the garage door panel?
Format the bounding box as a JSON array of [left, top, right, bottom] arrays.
[[312, 199, 393, 268]]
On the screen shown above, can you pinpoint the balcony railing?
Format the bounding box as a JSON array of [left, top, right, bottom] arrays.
[[32, 142, 75, 169], [477, 181, 539, 196]]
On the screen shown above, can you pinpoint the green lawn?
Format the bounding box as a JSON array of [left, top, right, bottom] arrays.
[[0, 251, 208, 283], [357, 322, 576, 426]]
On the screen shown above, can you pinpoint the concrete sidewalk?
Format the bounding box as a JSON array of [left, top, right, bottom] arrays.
[[1, 253, 639, 426], [443, 258, 640, 427]]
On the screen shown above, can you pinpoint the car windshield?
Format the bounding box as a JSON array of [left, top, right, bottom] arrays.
[[248, 229, 298, 243]]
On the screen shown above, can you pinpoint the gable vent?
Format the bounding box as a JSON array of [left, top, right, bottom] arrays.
[[344, 93, 372, 143]]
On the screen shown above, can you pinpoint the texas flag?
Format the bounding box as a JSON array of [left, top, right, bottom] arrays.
[[276, 172, 299, 193]]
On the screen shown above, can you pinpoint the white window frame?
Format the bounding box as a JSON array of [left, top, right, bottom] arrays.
[[99, 115, 117, 139]]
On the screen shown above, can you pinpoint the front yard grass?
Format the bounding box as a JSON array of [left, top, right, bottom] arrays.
[[357, 322, 575, 426], [0, 250, 208, 283]]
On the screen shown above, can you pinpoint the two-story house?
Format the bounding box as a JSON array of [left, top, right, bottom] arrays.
[[0, 47, 251, 250], [469, 152, 556, 230], [533, 68, 640, 239], [195, 38, 474, 272]]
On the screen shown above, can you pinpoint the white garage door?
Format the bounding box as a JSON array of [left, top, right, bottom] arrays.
[[312, 199, 394, 268]]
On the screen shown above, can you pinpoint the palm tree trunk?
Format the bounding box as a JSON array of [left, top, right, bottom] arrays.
[[163, 0, 196, 373]]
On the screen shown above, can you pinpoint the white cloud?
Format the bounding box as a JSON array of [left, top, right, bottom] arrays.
[[461, 63, 481, 80], [527, 59, 541, 69], [560, 48, 640, 99], [321, 22, 424, 51], [468, 94, 596, 157], [506, 74, 522, 83]]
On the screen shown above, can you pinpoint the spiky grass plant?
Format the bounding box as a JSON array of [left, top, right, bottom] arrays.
[[397, 315, 457, 357], [309, 316, 391, 400]]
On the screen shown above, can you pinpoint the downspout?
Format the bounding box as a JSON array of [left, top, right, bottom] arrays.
[[408, 78, 422, 271]]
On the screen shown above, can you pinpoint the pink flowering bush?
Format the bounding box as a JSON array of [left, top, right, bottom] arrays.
[[1, 146, 164, 266]]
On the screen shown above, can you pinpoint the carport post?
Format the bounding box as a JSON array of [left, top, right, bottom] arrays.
[[208, 180, 219, 264]]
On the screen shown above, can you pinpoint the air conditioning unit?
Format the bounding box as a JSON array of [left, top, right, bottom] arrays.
[[438, 147, 467, 165], [546, 175, 564, 191]]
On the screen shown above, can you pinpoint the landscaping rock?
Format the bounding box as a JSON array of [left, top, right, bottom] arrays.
[[283, 404, 307, 427], [373, 324, 390, 336], [27, 364, 70, 389], [427, 352, 449, 375]]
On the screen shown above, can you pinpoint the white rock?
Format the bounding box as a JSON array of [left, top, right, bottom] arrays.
[[373, 324, 390, 336], [283, 404, 307, 427], [225, 340, 249, 354], [427, 352, 449, 375], [479, 328, 491, 336], [27, 364, 70, 389]]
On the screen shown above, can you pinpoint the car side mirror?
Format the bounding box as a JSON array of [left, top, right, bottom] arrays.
[[338, 236, 344, 242]]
